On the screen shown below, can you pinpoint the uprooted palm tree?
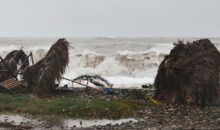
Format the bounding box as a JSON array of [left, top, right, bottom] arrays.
[[154, 39, 220, 106], [24, 38, 70, 97]]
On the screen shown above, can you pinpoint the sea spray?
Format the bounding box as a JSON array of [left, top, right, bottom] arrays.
[[1, 37, 219, 88]]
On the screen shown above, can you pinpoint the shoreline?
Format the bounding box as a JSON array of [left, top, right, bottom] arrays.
[[1, 105, 220, 130], [0, 88, 220, 129]]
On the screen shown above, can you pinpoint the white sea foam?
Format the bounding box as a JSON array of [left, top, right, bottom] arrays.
[[0, 37, 219, 88]]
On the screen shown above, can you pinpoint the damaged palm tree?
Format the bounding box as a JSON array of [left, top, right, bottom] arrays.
[[0, 49, 29, 82], [154, 39, 220, 106], [24, 38, 70, 97]]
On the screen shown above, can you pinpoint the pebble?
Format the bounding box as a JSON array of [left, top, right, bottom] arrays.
[[107, 106, 220, 130], [217, 118, 220, 122]]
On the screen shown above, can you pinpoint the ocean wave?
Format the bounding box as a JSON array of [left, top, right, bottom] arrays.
[[2, 37, 208, 87], [0, 46, 170, 78]]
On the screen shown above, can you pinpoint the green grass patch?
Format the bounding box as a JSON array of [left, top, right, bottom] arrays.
[[0, 93, 152, 119]]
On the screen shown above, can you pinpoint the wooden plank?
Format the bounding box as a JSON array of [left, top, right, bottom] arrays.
[[7, 82, 22, 89], [0, 79, 23, 90], [0, 79, 13, 86], [0, 79, 16, 86], [6, 81, 22, 89]]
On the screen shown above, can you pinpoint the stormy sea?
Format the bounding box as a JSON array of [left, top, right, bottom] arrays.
[[1, 37, 220, 88]]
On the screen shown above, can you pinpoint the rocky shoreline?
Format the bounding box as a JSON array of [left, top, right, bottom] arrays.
[[1, 87, 220, 130], [1, 86, 220, 130], [93, 106, 220, 130], [1, 105, 220, 130]]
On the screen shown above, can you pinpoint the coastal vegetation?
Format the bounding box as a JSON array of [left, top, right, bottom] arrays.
[[0, 92, 152, 119]]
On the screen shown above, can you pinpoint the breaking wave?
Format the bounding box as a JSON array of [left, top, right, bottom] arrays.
[[0, 46, 170, 87], [2, 37, 219, 88], [24, 49, 168, 77]]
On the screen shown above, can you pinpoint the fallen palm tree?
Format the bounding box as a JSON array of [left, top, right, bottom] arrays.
[[24, 38, 70, 97], [154, 39, 220, 106]]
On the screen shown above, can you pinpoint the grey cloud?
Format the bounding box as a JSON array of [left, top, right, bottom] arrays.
[[0, 0, 219, 37]]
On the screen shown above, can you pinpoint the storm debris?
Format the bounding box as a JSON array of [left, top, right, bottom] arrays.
[[24, 38, 70, 97], [154, 39, 220, 106]]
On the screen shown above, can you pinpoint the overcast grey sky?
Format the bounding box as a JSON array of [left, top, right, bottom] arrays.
[[0, 0, 219, 37]]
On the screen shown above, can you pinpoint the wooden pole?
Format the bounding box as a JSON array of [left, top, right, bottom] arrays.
[[61, 77, 101, 91]]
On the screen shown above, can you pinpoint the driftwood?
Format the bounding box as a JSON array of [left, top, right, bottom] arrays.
[[73, 74, 113, 88], [62, 74, 113, 94], [154, 39, 220, 106], [24, 38, 70, 97]]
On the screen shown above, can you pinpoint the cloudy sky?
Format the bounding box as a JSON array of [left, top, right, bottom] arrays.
[[0, 0, 219, 37]]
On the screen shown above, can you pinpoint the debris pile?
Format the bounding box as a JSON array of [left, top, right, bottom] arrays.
[[154, 39, 220, 106], [24, 38, 69, 97], [0, 50, 29, 82]]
